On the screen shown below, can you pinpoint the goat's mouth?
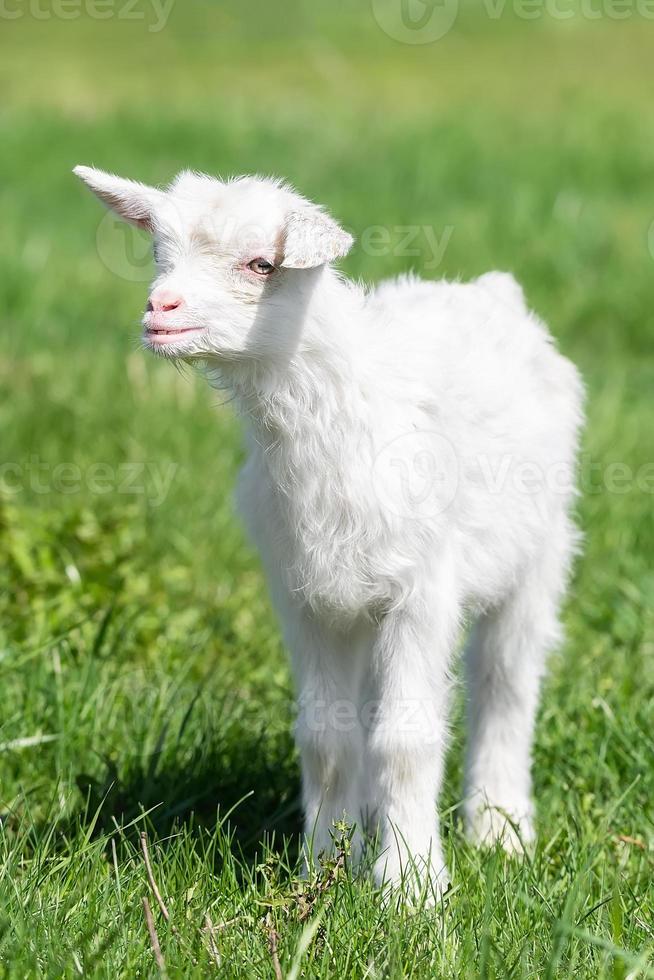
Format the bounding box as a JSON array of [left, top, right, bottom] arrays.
[[143, 325, 205, 346]]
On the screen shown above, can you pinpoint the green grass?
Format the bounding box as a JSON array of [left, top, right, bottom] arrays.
[[1, 2, 653, 976]]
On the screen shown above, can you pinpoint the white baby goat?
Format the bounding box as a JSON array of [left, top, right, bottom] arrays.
[[75, 166, 584, 900]]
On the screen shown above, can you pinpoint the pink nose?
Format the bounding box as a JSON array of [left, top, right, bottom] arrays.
[[147, 290, 185, 314]]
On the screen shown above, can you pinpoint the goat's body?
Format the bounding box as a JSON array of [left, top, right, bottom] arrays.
[[238, 269, 581, 618], [235, 268, 583, 894], [76, 164, 584, 900]]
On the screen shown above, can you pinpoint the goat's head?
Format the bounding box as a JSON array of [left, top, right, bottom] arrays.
[[74, 166, 353, 364]]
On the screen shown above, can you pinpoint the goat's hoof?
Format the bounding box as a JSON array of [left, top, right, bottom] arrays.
[[466, 803, 535, 854], [373, 856, 450, 909]]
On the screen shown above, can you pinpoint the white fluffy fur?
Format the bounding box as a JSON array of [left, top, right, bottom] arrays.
[[76, 166, 584, 899]]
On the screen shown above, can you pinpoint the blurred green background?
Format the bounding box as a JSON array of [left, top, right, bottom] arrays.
[[0, 2, 653, 976]]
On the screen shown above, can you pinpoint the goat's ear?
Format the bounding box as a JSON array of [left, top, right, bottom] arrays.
[[73, 165, 163, 231], [281, 207, 354, 269]]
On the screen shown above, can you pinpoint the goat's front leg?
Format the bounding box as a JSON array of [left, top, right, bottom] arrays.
[[363, 585, 460, 900], [290, 610, 370, 867]]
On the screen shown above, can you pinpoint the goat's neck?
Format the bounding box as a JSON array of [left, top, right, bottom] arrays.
[[224, 267, 368, 445]]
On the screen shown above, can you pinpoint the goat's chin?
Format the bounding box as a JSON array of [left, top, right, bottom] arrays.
[[146, 344, 185, 360], [142, 334, 209, 360]]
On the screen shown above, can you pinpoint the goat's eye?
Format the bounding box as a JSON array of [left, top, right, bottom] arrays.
[[247, 258, 275, 276]]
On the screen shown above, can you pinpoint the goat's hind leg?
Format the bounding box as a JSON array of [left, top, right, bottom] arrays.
[[464, 520, 576, 851]]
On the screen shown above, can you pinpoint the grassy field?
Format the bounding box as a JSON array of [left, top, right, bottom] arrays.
[[1, 2, 653, 976]]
